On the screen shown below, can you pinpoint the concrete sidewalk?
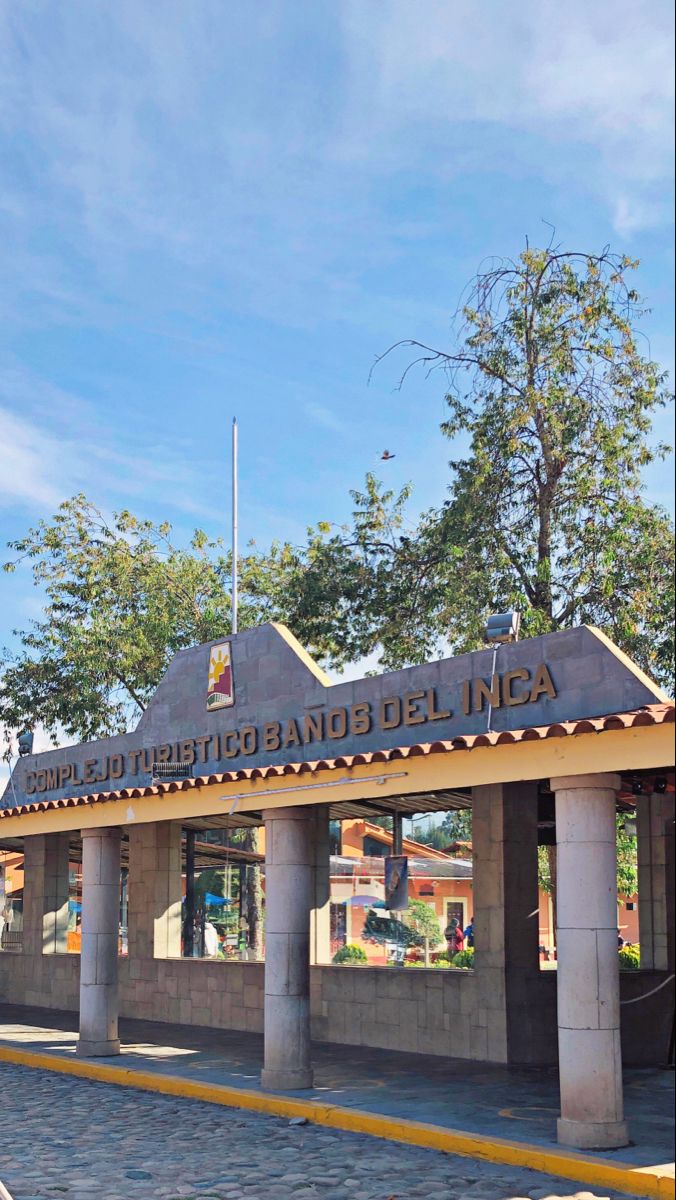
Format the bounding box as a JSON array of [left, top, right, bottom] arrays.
[[0, 1004, 673, 1191]]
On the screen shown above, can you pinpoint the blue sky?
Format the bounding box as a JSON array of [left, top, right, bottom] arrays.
[[0, 0, 674, 673]]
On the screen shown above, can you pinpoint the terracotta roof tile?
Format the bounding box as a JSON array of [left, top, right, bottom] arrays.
[[2, 702, 673, 822]]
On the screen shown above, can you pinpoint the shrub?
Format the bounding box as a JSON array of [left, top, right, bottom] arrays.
[[619, 944, 640, 970], [332, 943, 368, 965], [433, 950, 452, 966], [451, 947, 475, 970]]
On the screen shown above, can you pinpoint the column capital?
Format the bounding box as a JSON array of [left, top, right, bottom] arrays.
[[550, 773, 621, 794], [262, 805, 315, 823], [80, 825, 122, 841]]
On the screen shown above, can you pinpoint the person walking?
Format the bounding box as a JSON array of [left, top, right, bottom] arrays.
[[444, 916, 464, 957]]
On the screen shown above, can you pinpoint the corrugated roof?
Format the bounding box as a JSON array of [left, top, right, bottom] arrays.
[[2, 702, 673, 823]]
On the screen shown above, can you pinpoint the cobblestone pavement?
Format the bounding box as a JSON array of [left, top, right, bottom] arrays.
[[0, 1065, 644, 1200]]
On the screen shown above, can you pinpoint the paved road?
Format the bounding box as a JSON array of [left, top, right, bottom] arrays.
[[0, 1064, 642, 1200]]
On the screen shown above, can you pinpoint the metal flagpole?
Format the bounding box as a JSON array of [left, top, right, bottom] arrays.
[[231, 417, 238, 635]]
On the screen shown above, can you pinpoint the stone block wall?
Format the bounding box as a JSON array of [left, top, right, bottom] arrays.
[[0, 947, 481, 1057], [310, 963, 480, 1058], [0, 949, 671, 1065]]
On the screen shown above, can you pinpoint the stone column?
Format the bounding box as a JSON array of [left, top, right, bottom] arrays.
[[261, 805, 314, 1090], [472, 782, 541, 1064], [127, 822, 182, 961], [43, 833, 71, 954], [551, 773, 628, 1150], [77, 826, 121, 1057], [310, 807, 331, 966], [637, 791, 675, 970]]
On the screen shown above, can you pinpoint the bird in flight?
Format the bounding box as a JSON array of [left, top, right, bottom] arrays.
[[381, 450, 396, 460]]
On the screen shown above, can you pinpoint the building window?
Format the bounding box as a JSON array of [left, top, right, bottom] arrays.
[[0, 846, 23, 953]]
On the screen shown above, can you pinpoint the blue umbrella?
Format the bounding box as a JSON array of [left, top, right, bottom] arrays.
[[204, 893, 232, 906], [343, 895, 387, 908]]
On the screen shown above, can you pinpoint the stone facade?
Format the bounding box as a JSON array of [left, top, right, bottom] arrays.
[[637, 790, 676, 971], [4, 623, 666, 809], [472, 781, 544, 1064], [2, 799, 673, 1070], [1, 947, 669, 1066]]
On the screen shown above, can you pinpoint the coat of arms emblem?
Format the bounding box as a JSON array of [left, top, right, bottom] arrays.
[[207, 642, 234, 710]]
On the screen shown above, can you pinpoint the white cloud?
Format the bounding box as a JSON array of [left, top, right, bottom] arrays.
[[304, 403, 345, 433], [335, 0, 674, 235], [0, 388, 214, 521], [0, 0, 671, 346], [0, 363, 314, 553], [0, 408, 67, 510]]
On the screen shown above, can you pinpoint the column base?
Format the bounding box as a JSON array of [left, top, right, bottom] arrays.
[[76, 1038, 121, 1058], [261, 1067, 313, 1092], [557, 1117, 629, 1150]]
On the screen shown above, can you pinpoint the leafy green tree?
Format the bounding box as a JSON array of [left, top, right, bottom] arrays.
[[299, 244, 675, 689], [404, 898, 443, 947], [538, 814, 637, 950], [0, 495, 307, 742], [412, 809, 472, 849], [615, 814, 638, 899], [439, 809, 472, 844], [0, 497, 308, 952], [410, 824, 448, 850]]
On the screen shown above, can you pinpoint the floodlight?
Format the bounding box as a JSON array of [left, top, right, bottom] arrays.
[[485, 611, 521, 644], [654, 777, 668, 795], [17, 731, 34, 757], [152, 761, 193, 782]]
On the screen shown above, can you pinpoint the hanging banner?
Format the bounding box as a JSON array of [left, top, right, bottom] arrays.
[[385, 855, 409, 911]]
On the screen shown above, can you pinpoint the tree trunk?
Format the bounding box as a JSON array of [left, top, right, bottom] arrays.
[[535, 481, 554, 619], [243, 827, 264, 959]]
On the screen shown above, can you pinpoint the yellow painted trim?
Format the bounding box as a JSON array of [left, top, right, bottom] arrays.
[[0, 722, 673, 838], [0, 1045, 672, 1199]]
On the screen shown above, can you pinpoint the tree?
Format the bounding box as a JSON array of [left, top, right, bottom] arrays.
[[615, 814, 638, 899], [404, 898, 443, 947], [538, 814, 638, 946], [439, 810, 472, 845], [0, 495, 308, 743], [298, 242, 675, 689], [410, 824, 448, 850], [0, 496, 312, 954], [412, 809, 472, 849]]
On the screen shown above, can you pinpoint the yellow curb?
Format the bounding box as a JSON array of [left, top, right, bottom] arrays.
[[1, 1045, 673, 1200]]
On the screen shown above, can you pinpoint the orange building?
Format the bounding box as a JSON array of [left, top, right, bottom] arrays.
[[328, 821, 639, 964], [330, 820, 474, 964]]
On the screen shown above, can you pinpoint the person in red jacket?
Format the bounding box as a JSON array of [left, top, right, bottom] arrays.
[[445, 917, 464, 957]]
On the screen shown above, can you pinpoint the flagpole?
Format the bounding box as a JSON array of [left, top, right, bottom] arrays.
[[231, 416, 238, 636]]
